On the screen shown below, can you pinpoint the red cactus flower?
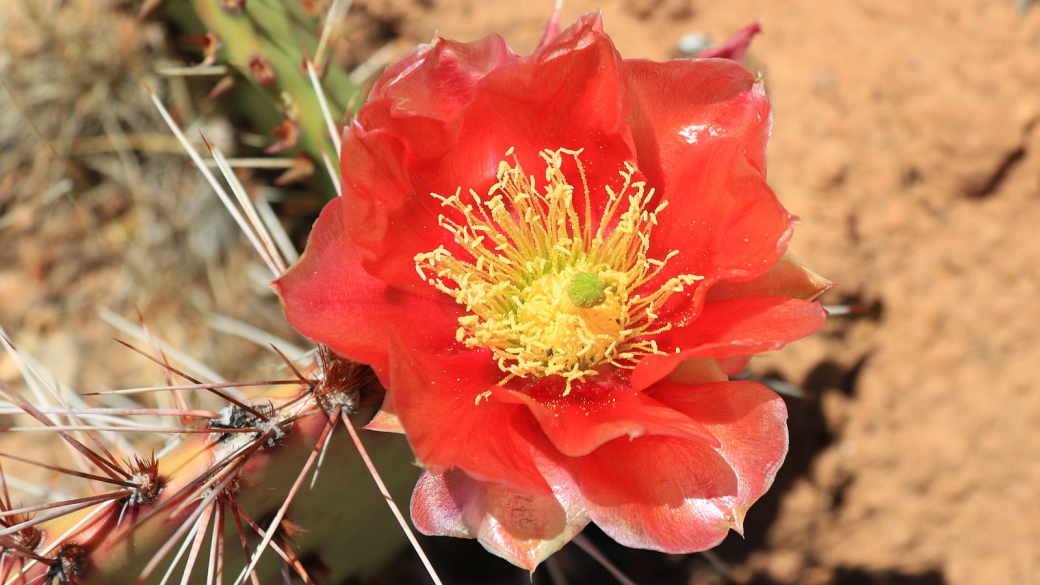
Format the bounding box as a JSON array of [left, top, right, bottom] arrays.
[[275, 13, 829, 569]]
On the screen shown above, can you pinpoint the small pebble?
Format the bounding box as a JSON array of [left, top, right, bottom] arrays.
[[677, 32, 712, 56]]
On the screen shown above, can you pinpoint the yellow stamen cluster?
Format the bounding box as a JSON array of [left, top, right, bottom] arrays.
[[414, 148, 703, 394]]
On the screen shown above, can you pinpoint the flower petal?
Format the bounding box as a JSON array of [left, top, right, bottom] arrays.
[[694, 22, 762, 61], [411, 457, 588, 570], [273, 197, 458, 378], [714, 355, 753, 377], [364, 394, 404, 434], [342, 13, 638, 291], [506, 375, 718, 457], [580, 436, 738, 552], [343, 33, 521, 283], [625, 56, 771, 180], [535, 0, 564, 49], [463, 13, 634, 192], [370, 32, 518, 121], [650, 380, 789, 525], [706, 251, 833, 302], [580, 380, 787, 553], [646, 138, 795, 309], [665, 358, 729, 385], [411, 471, 472, 538], [624, 59, 785, 313], [633, 296, 826, 391], [388, 339, 551, 493]]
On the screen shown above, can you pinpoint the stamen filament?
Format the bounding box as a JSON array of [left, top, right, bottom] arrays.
[[414, 148, 703, 394]]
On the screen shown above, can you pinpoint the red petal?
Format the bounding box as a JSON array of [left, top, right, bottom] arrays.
[[580, 380, 787, 553], [467, 13, 635, 203], [665, 358, 729, 385], [580, 437, 738, 552], [706, 251, 833, 302], [411, 458, 587, 570], [364, 393, 404, 434], [339, 122, 458, 296], [411, 471, 472, 539], [625, 56, 771, 180], [536, 0, 564, 49], [342, 13, 637, 291], [506, 376, 718, 457], [651, 380, 788, 526], [388, 339, 552, 493], [342, 32, 516, 289], [633, 296, 826, 391], [371, 33, 517, 120], [695, 22, 762, 61], [714, 355, 753, 377], [646, 139, 795, 308], [273, 197, 458, 378], [625, 59, 785, 314]]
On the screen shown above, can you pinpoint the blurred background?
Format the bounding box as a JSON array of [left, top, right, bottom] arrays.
[[1, 0, 1038, 584]]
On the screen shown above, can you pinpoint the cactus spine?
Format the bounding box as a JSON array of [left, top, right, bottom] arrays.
[[161, 0, 363, 187], [0, 2, 425, 583], [0, 352, 420, 584]]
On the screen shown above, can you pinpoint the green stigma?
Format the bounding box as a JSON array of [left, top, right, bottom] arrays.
[[567, 272, 608, 308]]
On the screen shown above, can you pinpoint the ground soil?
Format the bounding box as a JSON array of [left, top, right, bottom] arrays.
[[2, 0, 1038, 584]]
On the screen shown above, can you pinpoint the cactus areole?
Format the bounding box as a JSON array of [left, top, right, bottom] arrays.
[[275, 12, 830, 569]]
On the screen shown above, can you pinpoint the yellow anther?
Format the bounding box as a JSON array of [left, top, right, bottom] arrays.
[[414, 148, 703, 395]]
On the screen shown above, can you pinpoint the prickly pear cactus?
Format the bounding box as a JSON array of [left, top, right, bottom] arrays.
[[160, 0, 363, 188], [0, 344, 421, 584]]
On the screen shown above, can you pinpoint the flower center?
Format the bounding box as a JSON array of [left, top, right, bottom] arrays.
[[567, 271, 607, 308], [414, 148, 703, 394]]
